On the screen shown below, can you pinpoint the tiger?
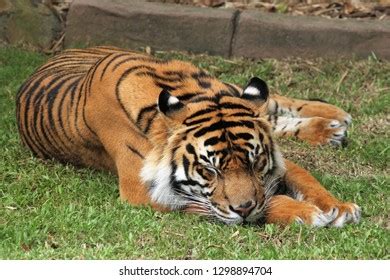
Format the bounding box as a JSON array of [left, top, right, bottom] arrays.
[[16, 46, 360, 227]]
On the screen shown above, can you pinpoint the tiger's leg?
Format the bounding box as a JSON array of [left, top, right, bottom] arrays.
[[267, 94, 351, 145], [266, 195, 339, 226], [268, 115, 348, 146], [94, 120, 169, 212], [115, 154, 169, 212], [268, 94, 352, 125], [268, 159, 361, 227]]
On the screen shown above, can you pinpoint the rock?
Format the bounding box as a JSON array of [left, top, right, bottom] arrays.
[[65, 0, 236, 57], [232, 10, 390, 59], [0, 0, 12, 13], [0, 0, 60, 49], [65, 0, 390, 60]]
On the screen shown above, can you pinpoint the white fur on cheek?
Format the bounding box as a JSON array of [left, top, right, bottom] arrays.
[[141, 154, 185, 209]]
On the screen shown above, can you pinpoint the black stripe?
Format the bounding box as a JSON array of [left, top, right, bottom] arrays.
[[163, 70, 186, 79], [259, 132, 264, 142], [235, 133, 253, 140], [198, 80, 211, 89], [112, 56, 162, 72], [190, 96, 217, 103], [42, 75, 77, 154], [227, 131, 238, 140], [136, 104, 158, 134], [199, 155, 211, 164], [114, 61, 155, 74], [218, 102, 252, 111], [73, 77, 92, 143], [127, 144, 145, 159], [186, 144, 197, 158], [204, 133, 226, 146], [184, 117, 212, 127], [36, 61, 95, 74], [223, 82, 240, 97], [274, 101, 279, 114], [137, 104, 157, 125], [175, 179, 207, 188], [177, 92, 205, 102], [57, 77, 82, 144], [19, 76, 49, 156], [193, 120, 254, 138], [215, 90, 234, 98], [136, 71, 183, 83], [115, 67, 150, 139], [185, 108, 216, 122], [154, 81, 176, 92], [232, 145, 248, 154], [46, 75, 80, 151], [184, 124, 203, 134], [32, 75, 66, 156], [182, 155, 190, 178], [204, 136, 220, 146], [81, 64, 100, 137], [99, 53, 129, 80], [143, 110, 158, 134], [243, 142, 254, 149], [191, 71, 211, 80], [227, 112, 255, 118], [46, 75, 79, 128]]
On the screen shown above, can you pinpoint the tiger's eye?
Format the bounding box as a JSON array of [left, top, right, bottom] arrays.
[[197, 166, 217, 181], [254, 157, 268, 174]]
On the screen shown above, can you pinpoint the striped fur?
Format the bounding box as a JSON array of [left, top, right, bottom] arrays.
[[16, 47, 360, 226]]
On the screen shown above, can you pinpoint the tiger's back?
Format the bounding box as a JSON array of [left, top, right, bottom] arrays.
[[16, 46, 249, 173]]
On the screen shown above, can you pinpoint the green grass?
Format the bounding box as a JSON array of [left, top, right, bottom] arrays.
[[0, 47, 389, 260]]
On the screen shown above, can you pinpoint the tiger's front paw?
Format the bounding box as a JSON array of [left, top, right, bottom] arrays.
[[299, 117, 348, 146], [294, 205, 339, 227], [330, 203, 361, 227], [315, 200, 361, 227], [266, 196, 339, 227], [295, 202, 361, 227], [266, 195, 360, 228]]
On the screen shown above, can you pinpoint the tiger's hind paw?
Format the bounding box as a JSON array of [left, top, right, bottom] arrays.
[[298, 100, 352, 127], [299, 117, 349, 147]]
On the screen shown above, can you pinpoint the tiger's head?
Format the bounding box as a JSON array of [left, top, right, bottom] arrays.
[[141, 77, 285, 224]]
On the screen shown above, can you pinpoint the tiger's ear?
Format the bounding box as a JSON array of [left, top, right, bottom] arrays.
[[242, 77, 269, 105], [158, 89, 186, 123]]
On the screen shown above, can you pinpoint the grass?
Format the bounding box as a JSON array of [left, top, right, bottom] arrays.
[[0, 47, 389, 260]]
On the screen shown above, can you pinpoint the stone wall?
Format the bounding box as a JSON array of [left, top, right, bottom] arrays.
[[0, 0, 60, 50], [1, 0, 389, 59]]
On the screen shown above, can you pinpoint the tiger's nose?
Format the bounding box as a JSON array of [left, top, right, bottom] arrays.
[[230, 201, 256, 218]]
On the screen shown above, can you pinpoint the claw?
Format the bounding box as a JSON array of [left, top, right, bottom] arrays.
[[329, 120, 341, 128]]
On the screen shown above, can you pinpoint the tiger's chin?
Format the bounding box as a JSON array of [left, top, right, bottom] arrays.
[[184, 204, 264, 225]]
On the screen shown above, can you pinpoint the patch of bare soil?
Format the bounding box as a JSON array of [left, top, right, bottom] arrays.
[[151, 0, 390, 20]]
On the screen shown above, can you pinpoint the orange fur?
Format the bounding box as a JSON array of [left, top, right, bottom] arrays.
[[16, 46, 360, 227]]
